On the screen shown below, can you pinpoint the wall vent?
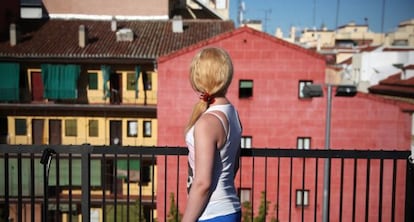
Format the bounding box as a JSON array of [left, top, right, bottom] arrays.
[[116, 28, 134, 42]]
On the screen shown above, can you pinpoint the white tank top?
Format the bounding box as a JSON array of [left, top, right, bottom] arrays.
[[185, 104, 242, 220]]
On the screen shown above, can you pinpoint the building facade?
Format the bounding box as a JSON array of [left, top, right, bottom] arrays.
[[157, 26, 413, 221]]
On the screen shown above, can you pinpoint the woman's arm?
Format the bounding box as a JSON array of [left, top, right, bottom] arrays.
[[182, 114, 224, 222]]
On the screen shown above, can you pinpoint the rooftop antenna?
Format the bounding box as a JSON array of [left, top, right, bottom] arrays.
[[335, 0, 341, 31], [237, 0, 246, 27], [264, 9, 272, 33]]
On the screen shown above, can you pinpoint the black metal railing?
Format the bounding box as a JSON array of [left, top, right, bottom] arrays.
[[0, 145, 412, 222]]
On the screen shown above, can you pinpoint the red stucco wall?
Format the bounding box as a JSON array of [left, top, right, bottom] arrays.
[[156, 27, 411, 221]]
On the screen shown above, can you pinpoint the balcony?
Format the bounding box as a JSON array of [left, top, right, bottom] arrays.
[[0, 145, 413, 222]]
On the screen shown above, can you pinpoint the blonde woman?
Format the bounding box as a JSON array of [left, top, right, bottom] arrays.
[[183, 47, 242, 222]]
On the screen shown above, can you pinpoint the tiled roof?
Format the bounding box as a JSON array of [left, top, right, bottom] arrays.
[[368, 73, 414, 99], [0, 19, 234, 62]]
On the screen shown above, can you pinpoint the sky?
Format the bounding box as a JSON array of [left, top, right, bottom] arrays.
[[229, 0, 414, 35]]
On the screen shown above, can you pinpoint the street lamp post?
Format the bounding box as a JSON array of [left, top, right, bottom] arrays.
[[303, 83, 356, 222]]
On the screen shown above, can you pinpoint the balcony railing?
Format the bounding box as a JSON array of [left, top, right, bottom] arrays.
[[0, 145, 412, 222]]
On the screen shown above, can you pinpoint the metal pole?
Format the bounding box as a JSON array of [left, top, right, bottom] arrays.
[[322, 85, 332, 222]]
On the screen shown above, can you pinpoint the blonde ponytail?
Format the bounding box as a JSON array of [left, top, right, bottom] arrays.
[[185, 47, 233, 133]]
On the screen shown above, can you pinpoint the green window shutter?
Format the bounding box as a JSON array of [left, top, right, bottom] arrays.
[[65, 119, 77, 137], [88, 120, 98, 137], [0, 62, 20, 101], [15, 118, 27, 136], [101, 65, 111, 99], [41, 64, 80, 99], [126, 73, 135, 91], [117, 159, 140, 182], [88, 72, 98, 90], [49, 159, 101, 186]]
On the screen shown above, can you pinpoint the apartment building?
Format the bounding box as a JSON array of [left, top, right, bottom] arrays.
[[0, 0, 233, 221]]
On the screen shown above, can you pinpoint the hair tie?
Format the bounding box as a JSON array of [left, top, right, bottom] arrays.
[[200, 93, 215, 104]]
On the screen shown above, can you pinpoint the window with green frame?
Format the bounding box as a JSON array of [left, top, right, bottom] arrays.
[[65, 119, 77, 137], [15, 118, 27, 136], [126, 73, 136, 91], [88, 120, 98, 137], [88, 72, 98, 90]]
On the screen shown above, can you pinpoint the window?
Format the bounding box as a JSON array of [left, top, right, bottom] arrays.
[[15, 118, 27, 136], [241, 136, 252, 149], [126, 72, 136, 91], [89, 120, 98, 137], [143, 72, 152, 90], [296, 189, 310, 207], [297, 137, 311, 150], [88, 72, 98, 90], [65, 119, 77, 137], [298, 80, 313, 98], [239, 80, 253, 98], [239, 188, 251, 203], [127, 120, 138, 137], [143, 121, 152, 137]]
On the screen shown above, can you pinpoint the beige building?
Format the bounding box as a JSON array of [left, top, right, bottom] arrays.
[[384, 19, 414, 47]]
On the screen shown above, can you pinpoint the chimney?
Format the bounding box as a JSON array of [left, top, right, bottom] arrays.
[[9, 23, 19, 46], [172, 15, 183, 33], [111, 16, 117, 31], [79, 25, 87, 48]]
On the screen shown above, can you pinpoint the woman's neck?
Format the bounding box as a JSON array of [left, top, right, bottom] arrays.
[[210, 97, 229, 106]]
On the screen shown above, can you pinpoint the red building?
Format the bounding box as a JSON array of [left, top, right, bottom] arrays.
[[156, 27, 412, 221]]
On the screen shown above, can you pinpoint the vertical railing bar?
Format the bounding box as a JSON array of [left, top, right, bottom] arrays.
[[176, 154, 180, 222], [251, 156, 255, 220], [364, 159, 371, 222], [55, 153, 60, 222], [68, 153, 73, 222], [288, 157, 293, 222], [339, 158, 344, 222], [4, 153, 10, 221], [327, 157, 331, 221], [352, 158, 357, 222], [378, 158, 383, 222], [151, 153, 156, 222], [81, 149, 91, 222], [276, 157, 280, 221], [404, 159, 414, 222], [313, 158, 319, 222], [163, 155, 167, 222], [391, 159, 397, 222], [17, 153, 22, 222], [139, 153, 143, 220], [30, 154, 35, 221], [126, 154, 130, 222], [102, 154, 106, 222], [264, 156, 268, 220], [301, 157, 305, 222], [114, 152, 118, 222]]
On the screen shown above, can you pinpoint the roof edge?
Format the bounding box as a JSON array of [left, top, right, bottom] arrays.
[[158, 26, 325, 63]]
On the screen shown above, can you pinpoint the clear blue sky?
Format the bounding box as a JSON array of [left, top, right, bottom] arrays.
[[229, 0, 414, 35]]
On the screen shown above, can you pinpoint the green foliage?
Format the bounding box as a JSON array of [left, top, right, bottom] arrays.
[[241, 191, 279, 222], [167, 193, 182, 222], [242, 201, 253, 222], [254, 191, 269, 222]]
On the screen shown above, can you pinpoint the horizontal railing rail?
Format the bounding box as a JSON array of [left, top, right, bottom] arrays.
[[0, 145, 412, 222]]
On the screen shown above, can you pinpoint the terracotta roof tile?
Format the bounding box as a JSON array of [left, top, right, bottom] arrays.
[[369, 73, 414, 98], [0, 19, 234, 61]]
